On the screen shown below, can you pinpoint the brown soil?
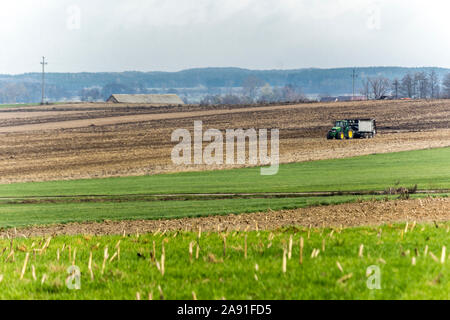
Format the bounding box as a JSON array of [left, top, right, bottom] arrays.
[[0, 99, 449, 183], [5, 197, 449, 238]]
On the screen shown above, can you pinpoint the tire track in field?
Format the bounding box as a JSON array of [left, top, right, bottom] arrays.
[[1, 189, 448, 204]]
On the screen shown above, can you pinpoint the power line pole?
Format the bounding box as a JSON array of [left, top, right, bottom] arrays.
[[41, 56, 48, 105], [351, 68, 358, 100]]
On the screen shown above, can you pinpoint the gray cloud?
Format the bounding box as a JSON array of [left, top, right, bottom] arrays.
[[0, 0, 449, 74]]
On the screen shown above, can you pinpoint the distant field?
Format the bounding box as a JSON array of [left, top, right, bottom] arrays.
[[0, 103, 41, 108], [1, 223, 448, 299], [0, 147, 447, 230], [0, 102, 68, 109], [0, 147, 449, 198], [0, 195, 401, 229], [0, 99, 449, 183]]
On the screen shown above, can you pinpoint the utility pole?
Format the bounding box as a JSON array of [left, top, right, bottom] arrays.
[[41, 56, 48, 105], [351, 68, 358, 100]]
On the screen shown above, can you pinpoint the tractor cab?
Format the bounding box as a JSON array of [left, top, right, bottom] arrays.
[[333, 120, 348, 130]]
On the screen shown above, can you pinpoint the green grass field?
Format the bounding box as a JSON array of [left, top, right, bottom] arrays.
[[0, 148, 447, 300], [0, 194, 446, 229], [0, 147, 448, 229], [0, 195, 375, 228], [0, 147, 448, 198], [1, 222, 448, 299]]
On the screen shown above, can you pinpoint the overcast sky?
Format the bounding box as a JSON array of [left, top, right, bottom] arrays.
[[0, 0, 449, 74]]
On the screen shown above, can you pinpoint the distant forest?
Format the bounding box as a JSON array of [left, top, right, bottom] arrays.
[[0, 67, 449, 104]]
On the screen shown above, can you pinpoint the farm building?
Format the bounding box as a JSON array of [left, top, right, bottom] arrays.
[[107, 94, 185, 105]]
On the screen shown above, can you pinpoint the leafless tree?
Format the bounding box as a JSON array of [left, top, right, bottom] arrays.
[[281, 84, 305, 102], [222, 94, 243, 105], [80, 87, 101, 102], [443, 73, 450, 98], [200, 94, 223, 105], [429, 70, 440, 99], [360, 78, 370, 99], [391, 79, 400, 99], [242, 76, 263, 102], [368, 76, 390, 99], [0, 83, 30, 103], [400, 73, 414, 98], [414, 72, 429, 99], [259, 83, 274, 103]]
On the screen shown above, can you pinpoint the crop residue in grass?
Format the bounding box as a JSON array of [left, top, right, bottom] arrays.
[[0, 222, 447, 299]]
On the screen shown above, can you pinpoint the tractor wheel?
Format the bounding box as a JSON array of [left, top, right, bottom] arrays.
[[347, 130, 354, 139], [338, 132, 344, 140]]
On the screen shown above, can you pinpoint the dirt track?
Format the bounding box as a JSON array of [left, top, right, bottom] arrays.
[[4, 197, 449, 238], [0, 99, 449, 183], [0, 104, 318, 133]]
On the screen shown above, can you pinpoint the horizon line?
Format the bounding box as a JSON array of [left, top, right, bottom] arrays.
[[1, 65, 449, 76]]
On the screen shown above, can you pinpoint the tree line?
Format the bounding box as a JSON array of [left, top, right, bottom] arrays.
[[199, 72, 450, 105], [0, 81, 68, 104], [360, 71, 450, 100], [199, 77, 307, 105], [1, 68, 450, 104]]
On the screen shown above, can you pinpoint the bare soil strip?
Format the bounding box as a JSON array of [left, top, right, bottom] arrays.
[[4, 197, 449, 238]]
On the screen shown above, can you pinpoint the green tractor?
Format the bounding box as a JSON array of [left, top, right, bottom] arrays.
[[326, 120, 355, 140]]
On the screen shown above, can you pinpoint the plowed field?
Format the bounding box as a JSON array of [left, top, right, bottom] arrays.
[[0, 99, 449, 183]]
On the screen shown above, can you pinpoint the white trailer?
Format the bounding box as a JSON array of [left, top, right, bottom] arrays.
[[352, 119, 377, 138]]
